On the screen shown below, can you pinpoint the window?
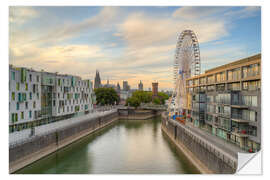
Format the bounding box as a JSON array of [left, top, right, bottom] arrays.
[[29, 74, 32, 82], [33, 101, 36, 108], [207, 85, 215, 91], [16, 102, 19, 110], [243, 82, 248, 90], [29, 111, 32, 118], [242, 96, 258, 107], [233, 68, 241, 80], [11, 113, 15, 123], [228, 70, 233, 80], [16, 83, 20, 91], [228, 82, 240, 91], [242, 67, 248, 78], [25, 83, 28, 91], [37, 93, 39, 99], [25, 102, 28, 109], [11, 71, 15, 80], [12, 92, 15, 100], [21, 112, 24, 119], [252, 96, 258, 107], [249, 126, 257, 136], [18, 93, 22, 102], [250, 111, 256, 122], [30, 92, 32, 100]]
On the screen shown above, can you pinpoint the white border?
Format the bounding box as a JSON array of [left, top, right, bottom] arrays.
[[1, 0, 269, 180]]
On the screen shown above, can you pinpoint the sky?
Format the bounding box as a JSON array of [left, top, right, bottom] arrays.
[[9, 6, 261, 91]]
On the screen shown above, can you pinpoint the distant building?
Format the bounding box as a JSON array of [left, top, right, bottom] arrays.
[[103, 79, 116, 89], [123, 81, 129, 91], [116, 82, 121, 93], [138, 80, 143, 91], [152, 82, 158, 98], [94, 70, 102, 89]]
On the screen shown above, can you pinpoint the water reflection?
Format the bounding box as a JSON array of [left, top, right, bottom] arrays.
[[16, 116, 199, 174]]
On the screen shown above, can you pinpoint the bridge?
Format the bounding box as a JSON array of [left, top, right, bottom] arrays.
[[139, 104, 167, 110]]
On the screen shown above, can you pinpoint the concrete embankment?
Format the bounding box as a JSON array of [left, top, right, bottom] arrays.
[[161, 113, 237, 174], [9, 111, 118, 173]]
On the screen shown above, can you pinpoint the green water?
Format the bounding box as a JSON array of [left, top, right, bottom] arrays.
[[16, 116, 199, 174]]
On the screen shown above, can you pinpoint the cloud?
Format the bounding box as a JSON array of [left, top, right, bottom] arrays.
[[200, 45, 247, 72], [10, 44, 107, 75], [116, 11, 228, 49], [224, 6, 260, 19], [11, 7, 120, 47], [9, 7, 39, 24], [172, 7, 227, 20]]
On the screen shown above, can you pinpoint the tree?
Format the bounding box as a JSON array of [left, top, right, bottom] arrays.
[[153, 97, 161, 105], [94, 88, 120, 106], [126, 97, 140, 108], [132, 91, 152, 103], [158, 92, 169, 105]]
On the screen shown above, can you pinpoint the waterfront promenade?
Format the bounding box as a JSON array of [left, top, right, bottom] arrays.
[[184, 121, 246, 159], [9, 106, 120, 147]]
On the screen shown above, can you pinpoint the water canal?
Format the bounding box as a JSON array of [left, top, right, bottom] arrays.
[[16, 116, 199, 174]]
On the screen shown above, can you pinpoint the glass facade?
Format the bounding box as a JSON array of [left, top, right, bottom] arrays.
[[243, 63, 260, 78], [207, 75, 215, 84], [215, 93, 231, 104], [228, 68, 241, 81], [216, 72, 226, 82], [242, 95, 257, 107], [243, 80, 260, 91]]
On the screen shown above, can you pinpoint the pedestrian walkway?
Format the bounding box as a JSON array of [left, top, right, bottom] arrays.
[[184, 122, 245, 158], [9, 108, 118, 147], [170, 118, 245, 161]]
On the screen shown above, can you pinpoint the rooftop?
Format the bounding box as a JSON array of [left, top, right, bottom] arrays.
[[205, 53, 261, 74]]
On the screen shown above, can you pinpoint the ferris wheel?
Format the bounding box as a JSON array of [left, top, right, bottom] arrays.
[[169, 30, 201, 114]]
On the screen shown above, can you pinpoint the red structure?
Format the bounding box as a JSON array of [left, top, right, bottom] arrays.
[[152, 82, 158, 98]]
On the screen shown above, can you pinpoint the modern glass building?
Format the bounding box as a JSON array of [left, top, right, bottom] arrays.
[[9, 65, 95, 133], [185, 54, 261, 152]]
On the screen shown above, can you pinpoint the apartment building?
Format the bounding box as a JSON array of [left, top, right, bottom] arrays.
[[185, 54, 261, 152], [9, 65, 95, 133]]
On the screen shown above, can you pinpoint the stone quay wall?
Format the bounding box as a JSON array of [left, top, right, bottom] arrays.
[[161, 113, 237, 174], [9, 111, 118, 173]]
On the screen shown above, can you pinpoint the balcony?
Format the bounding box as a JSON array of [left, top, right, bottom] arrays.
[[231, 128, 249, 137], [231, 118, 249, 123], [230, 104, 249, 109]]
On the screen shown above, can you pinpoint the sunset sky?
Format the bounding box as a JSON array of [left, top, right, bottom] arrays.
[[9, 6, 261, 90]]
